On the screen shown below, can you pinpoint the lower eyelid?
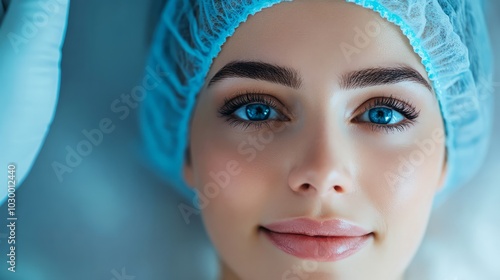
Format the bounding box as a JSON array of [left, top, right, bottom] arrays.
[[222, 95, 418, 133], [371, 122, 414, 133]]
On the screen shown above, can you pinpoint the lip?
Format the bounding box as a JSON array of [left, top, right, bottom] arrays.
[[260, 218, 372, 262]]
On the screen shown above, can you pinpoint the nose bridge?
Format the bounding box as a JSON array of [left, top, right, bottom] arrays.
[[288, 103, 351, 196]]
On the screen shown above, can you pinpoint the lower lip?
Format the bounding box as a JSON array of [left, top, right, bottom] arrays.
[[261, 228, 372, 262]]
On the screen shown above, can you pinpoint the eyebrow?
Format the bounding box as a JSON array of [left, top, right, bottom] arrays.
[[208, 61, 432, 92], [208, 61, 302, 89], [340, 66, 432, 91]]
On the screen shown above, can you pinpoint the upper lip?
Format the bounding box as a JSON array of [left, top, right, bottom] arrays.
[[261, 217, 371, 237]]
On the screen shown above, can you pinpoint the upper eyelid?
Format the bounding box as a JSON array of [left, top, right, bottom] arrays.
[[360, 97, 418, 116], [220, 93, 418, 124], [218, 94, 418, 133], [220, 92, 291, 116], [349, 97, 419, 125]]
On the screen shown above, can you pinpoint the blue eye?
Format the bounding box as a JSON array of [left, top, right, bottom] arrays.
[[234, 103, 279, 121], [218, 93, 287, 129], [359, 107, 405, 125]]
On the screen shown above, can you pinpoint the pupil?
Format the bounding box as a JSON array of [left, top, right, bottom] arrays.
[[246, 104, 270, 121], [369, 108, 392, 124]]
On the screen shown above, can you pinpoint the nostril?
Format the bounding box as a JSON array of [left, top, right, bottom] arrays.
[[334, 185, 343, 193], [299, 184, 311, 191]]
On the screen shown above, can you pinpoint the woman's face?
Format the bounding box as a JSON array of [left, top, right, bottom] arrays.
[[184, 1, 447, 279]]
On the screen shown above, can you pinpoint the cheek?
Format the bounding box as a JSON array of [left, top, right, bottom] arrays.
[[359, 132, 444, 215], [350, 123, 445, 265], [357, 128, 445, 213], [357, 125, 445, 249], [189, 115, 281, 272], [189, 106, 275, 237]]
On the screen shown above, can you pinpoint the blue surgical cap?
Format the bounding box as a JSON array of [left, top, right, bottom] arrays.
[[140, 0, 494, 206]]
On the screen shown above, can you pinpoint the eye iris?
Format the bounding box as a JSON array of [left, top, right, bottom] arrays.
[[369, 107, 392, 124], [246, 104, 270, 121]]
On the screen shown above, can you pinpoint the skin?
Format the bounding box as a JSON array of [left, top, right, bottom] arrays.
[[183, 1, 447, 279]]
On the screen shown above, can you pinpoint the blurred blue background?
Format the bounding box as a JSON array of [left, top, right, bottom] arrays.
[[0, 0, 499, 279]]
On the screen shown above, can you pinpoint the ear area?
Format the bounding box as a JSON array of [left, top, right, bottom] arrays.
[[183, 147, 195, 188], [436, 150, 448, 193]]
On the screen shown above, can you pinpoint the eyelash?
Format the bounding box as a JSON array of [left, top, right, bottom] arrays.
[[355, 95, 420, 133], [217, 92, 419, 132], [217, 92, 289, 130]]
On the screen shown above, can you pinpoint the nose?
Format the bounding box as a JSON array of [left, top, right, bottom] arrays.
[[287, 117, 353, 197]]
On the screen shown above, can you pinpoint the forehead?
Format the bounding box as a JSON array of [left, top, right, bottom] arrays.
[[208, 0, 425, 83]]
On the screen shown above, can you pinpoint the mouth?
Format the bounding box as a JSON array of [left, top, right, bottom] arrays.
[[259, 218, 373, 262]]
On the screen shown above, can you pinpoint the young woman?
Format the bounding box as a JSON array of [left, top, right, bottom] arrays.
[[141, 0, 493, 279]]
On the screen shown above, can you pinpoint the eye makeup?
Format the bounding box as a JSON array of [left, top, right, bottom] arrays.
[[353, 95, 420, 133], [217, 92, 420, 133], [217, 92, 291, 130]]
